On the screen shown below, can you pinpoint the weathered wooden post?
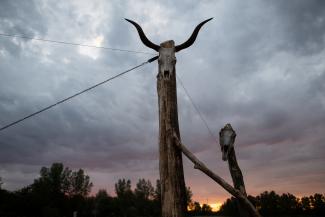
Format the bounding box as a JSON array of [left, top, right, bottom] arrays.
[[126, 18, 212, 217], [220, 123, 249, 217], [156, 40, 188, 217]]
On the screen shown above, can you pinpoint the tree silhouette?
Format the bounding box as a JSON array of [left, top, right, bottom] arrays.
[[93, 189, 114, 217], [114, 178, 136, 217], [135, 178, 154, 200], [256, 191, 280, 215], [301, 196, 311, 214], [37, 163, 71, 195], [115, 178, 133, 198], [134, 179, 155, 216], [153, 179, 162, 216], [154, 179, 161, 203], [193, 201, 202, 213], [185, 186, 193, 206], [311, 193, 325, 215], [69, 169, 93, 197], [201, 203, 213, 214], [278, 193, 301, 215], [219, 197, 239, 216]]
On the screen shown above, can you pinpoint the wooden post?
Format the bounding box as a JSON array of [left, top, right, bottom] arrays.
[[228, 148, 250, 217], [220, 124, 250, 217], [125, 18, 213, 217], [157, 40, 187, 217]]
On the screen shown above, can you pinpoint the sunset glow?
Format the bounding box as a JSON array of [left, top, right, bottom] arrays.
[[209, 202, 223, 211]]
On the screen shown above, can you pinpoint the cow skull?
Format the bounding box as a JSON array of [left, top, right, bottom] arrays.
[[158, 42, 176, 78], [219, 123, 236, 161]]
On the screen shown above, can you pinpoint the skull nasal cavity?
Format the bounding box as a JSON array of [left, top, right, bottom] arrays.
[[164, 70, 170, 77]]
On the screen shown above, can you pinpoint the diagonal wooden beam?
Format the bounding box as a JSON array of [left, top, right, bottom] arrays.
[[173, 132, 262, 217]]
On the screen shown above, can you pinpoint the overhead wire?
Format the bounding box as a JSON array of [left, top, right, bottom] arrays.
[[0, 33, 217, 140], [0, 56, 158, 132], [0, 31, 221, 151], [0, 33, 154, 55], [176, 74, 218, 145]]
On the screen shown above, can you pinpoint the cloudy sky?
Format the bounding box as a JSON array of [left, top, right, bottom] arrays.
[[1, 0, 325, 208]]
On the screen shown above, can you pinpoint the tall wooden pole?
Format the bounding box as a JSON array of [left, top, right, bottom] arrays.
[[157, 40, 187, 217], [125, 18, 213, 217]]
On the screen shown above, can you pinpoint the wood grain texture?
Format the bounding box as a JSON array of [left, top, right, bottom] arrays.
[[228, 148, 250, 217], [157, 40, 187, 217]]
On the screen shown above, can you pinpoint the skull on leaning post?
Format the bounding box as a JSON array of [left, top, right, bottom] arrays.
[[219, 123, 236, 161]]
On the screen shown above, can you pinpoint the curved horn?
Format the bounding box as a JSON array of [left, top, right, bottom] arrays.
[[175, 18, 213, 52], [125, 18, 160, 52]]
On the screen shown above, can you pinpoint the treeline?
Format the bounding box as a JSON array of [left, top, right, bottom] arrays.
[[1, 163, 325, 217], [0, 163, 199, 217], [0, 163, 162, 217], [0, 163, 94, 217], [219, 191, 325, 216]]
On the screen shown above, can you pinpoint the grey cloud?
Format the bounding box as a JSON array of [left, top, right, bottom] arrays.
[[0, 0, 47, 56], [268, 0, 325, 55]]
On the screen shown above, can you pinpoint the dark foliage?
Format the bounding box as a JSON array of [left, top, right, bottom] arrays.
[[218, 191, 325, 216], [0, 163, 93, 217], [1, 165, 325, 217], [0, 164, 191, 217]]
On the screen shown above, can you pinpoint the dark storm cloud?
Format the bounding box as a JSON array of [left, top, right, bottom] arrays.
[[0, 0, 324, 202], [0, 0, 47, 56], [268, 0, 325, 54], [0, 0, 157, 175]]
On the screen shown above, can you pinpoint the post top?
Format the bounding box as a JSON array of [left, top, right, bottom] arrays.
[[160, 40, 175, 48]]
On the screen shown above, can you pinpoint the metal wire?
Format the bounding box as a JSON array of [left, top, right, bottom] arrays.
[[176, 74, 218, 144], [0, 56, 158, 132], [0, 33, 155, 55]]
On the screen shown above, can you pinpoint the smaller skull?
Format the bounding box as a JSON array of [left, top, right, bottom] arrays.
[[219, 123, 236, 161]]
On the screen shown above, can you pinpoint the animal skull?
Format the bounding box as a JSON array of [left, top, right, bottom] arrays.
[[158, 43, 177, 78], [125, 18, 212, 79], [219, 123, 236, 161]]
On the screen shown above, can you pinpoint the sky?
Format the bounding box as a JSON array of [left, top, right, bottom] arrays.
[[0, 0, 325, 209]]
